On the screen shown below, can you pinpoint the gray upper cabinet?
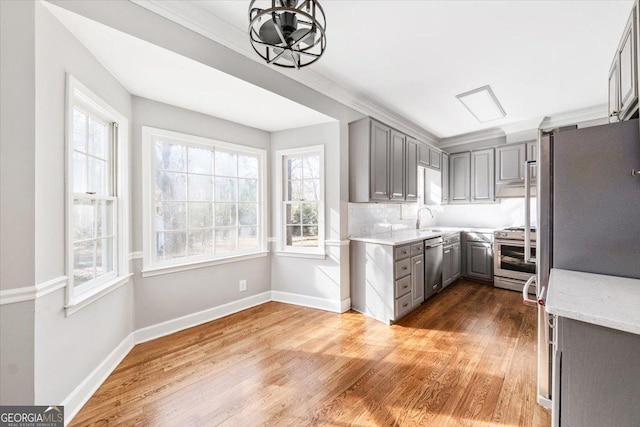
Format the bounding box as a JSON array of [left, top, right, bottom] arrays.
[[618, 7, 638, 120], [389, 130, 406, 201], [496, 144, 526, 185], [609, 3, 638, 122], [349, 117, 420, 203], [405, 138, 418, 201], [418, 144, 430, 167], [449, 152, 471, 203], [609, 58, 621, 122], [370, 121, 391, 200], [527, 141, 537, 179], [442, 153, 449, 204], [429, 149, 441, 170], [471, 148, 495, 202]]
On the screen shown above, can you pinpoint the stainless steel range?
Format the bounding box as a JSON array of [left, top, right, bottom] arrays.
[[493, 227, 536, 292]]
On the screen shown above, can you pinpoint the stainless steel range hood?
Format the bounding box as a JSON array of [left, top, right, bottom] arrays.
[[495, 183, 536, 198]]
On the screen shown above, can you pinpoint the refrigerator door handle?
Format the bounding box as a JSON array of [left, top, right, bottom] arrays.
[[523, 275, 538, 306], [524, 160, 537, 264]]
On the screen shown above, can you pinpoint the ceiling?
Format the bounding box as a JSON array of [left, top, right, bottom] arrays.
[[185, 0, 633, 139], [44, 2, 335, 132]]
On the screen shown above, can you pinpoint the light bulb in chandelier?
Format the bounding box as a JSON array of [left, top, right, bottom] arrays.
[[249, 0, 327, 69]]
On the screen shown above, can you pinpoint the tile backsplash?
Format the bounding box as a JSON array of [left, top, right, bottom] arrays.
[[348, 199, 534, 237], [348, 203, 438, 236]]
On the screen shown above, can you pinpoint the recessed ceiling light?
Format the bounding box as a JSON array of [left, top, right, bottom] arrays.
[[456, 85, 506, 123]]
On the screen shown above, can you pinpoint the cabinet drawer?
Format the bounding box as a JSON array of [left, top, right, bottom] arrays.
[[395, 275, 411, 298], [410, 242, 424, 256], [394, 245, 411, 260], [395, 292, 413, 320], [395, 258, 411, 279]]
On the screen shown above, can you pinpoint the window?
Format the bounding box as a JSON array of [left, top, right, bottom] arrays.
[[142, 127, 267, 275], [66, 75, 130, 310], [276, 146, 325, 257]]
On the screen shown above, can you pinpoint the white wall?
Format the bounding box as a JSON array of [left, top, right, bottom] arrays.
[[32, 2, 135, 405], [0, 0, 37, 405], [270, 123, 349, 310], [439, 198, 536, 228], [131, 97, 272, 329]]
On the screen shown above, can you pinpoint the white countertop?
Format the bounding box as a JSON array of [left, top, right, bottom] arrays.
[[545, 268, 640, 336], [349, 227, 496, 246]]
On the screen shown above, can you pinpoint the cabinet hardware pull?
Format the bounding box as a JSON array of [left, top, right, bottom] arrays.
[[403, 303, 409, 307], [632, 169, 640, 177]]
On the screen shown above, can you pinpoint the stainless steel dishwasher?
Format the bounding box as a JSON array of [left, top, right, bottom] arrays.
[[424, 236, 444, 299]]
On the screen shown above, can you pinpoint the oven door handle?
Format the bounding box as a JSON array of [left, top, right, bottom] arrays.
[[522, 276, 538, 307]]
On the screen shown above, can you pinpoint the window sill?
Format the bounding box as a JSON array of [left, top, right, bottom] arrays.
[[141, 251, 269, 278], [65, 273, 133, 316], [275, 250, 326, 260]]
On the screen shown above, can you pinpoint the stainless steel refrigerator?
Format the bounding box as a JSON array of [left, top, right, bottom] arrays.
[[524, 118, 640, 409]]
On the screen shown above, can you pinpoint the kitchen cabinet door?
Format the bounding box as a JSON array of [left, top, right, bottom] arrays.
[[442, 246, 453, 287], [441, 153, 449, 204], [496, 144, 525, 185], [466, 242, 492, 281], [429, 149, 441, 170], [411, 255, 424, 307], [418, 144, 430, 167], [370, 120, 391, 201], [619, 8, 638, 120], [389, 130, 406, 201], [527, 141, 537, 179], [471, 149, 495, 202], [452, 242, 461, 280], [449, 152, 470, 203], [405, 138, 418, 201], [609, 58, 621, 123]]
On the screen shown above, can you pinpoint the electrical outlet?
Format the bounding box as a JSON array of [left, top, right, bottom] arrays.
[[239, 279, 247, 292]]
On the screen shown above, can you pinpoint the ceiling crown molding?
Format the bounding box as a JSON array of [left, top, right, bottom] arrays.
[[439, 127, 505, 148], [540, 104, 608, 131], [131, 0, 440, 146]]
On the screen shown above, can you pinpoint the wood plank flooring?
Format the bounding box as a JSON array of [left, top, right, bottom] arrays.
[[70, 280, 550, 426]]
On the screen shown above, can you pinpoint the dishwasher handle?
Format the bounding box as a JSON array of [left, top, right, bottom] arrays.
[[425, 242, 445, 249]]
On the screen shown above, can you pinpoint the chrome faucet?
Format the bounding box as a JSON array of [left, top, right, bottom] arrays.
[[416, 207, 434, 229]]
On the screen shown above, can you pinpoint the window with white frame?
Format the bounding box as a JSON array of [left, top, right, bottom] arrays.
[[66, 75, 129, 309], [276, 146, 324, 256], [142, 127, 267, 273]]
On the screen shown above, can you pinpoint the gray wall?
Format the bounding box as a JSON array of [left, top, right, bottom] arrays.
[[31, 2, 135, 405], [131, 97, 272, 329], [0, 0, 37, 405], [270, 123, 347, 304]]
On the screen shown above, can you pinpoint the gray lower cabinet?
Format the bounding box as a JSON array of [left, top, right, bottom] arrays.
[[411, 254, 424, 307], [465, 240, 493, 281], [351, 240, 424, 324], [443, 233, 461, 288], [449, 152, 471, 203], [554, 317, 640, 427]]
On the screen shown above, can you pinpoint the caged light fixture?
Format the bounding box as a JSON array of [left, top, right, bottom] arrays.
[[249, 0, 327, 69]]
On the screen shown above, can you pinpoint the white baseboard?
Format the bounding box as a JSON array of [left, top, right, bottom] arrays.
[[271, 290, 347, 313], [61, 333, 134, 426], [133, 291, 272, 344]]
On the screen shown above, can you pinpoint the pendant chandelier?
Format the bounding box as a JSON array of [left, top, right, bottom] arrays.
[[249, 0, 327, 69]]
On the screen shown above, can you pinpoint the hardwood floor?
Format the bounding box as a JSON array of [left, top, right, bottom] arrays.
[[70, 280, 550, 427]]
